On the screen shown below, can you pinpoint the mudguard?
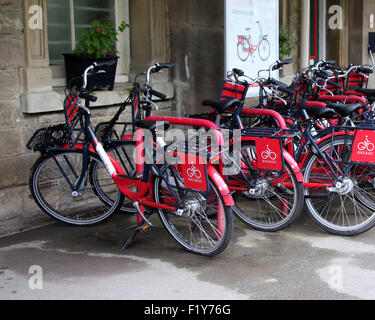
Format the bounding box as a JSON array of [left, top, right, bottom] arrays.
[[206, 164, 234, 206]]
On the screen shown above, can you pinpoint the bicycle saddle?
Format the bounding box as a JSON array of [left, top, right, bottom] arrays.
[[326, 103, 363, 117], [355, 88, 375, 97], [135, 120, 170, 132], [300, 105, 337, 119], [202, 98, 240, 113]]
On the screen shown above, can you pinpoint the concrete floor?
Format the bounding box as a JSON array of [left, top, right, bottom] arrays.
[[1, 210, 375, 300]]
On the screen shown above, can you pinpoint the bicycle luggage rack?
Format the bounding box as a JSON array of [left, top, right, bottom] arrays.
[[26, 124, 70, 152], [26, 89, 85, 152]]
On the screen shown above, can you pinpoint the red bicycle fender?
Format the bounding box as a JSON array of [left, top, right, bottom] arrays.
[[63, 143, 126, 175], [206, 164, 234, 206], [282, 149, 304, 182], [317, 95, 367, 105]]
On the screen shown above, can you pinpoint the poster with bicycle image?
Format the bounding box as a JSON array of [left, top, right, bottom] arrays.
[[225, 0, 279, 97]]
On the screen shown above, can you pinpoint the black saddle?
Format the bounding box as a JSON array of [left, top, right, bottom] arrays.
[[355, 88, 375, 97], [135, 120, 170, 132], [301, 105, 337, 119], [326, 103, 363, 117], [202, 98, 240, 113]]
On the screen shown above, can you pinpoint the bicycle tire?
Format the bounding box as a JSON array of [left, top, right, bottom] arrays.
[[303, 136, 375, 235], [237, 39, 250, 62], [229, 141, 304, 232], [29, 150, 124, 226], [153, 164, 233, 256], [258, 38, 270, 61]]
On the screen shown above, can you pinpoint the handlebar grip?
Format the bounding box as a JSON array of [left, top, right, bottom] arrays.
[[94, 60, 117, 68], [278, 86, 293, 95], [158, 63, 175, 69], [79, 92, 97, 102], [272, 59, 294, 70], [325, 63, 341, 71], [232, 68, 245, 76], [315, 70, 329, 78], [357, 67, 373, 74], [327, 80, 343, 89], [268, 78, 287, 86], [151, 63, 175, 73], [279, 59, 294, 65], [150, 89, 167, 100], [324, 60, 336, 65]]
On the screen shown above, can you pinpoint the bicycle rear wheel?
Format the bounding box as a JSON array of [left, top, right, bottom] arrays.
[[30, 150, 124, 225], [153, 164, 233, 256], [229, 142, 304, 231], [303, 136, 375, 235]]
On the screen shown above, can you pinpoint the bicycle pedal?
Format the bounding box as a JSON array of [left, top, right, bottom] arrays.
[[139, 224, 152, 232]]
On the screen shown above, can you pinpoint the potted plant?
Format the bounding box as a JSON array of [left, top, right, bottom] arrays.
[[279, 26, 296, 59], [63, 19, 129, 91]]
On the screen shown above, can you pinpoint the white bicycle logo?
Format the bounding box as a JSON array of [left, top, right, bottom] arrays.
[[358, 136, 375, 152], [187, 164, 202, 179], [261, 145, 277, 161]]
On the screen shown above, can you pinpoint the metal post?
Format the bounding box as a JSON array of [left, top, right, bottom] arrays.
[[301, 0, 310, 68]]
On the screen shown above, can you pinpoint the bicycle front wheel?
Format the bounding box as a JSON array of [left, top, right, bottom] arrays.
[[258, 38, 270, 61], [30, 150, 124, 226], [153, 164, 233, 256], [303, 136, 375, 235]]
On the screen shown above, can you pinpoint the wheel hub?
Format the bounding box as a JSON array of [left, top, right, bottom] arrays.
[[245, 179, 269, 197], [333, 177, 354, 195]]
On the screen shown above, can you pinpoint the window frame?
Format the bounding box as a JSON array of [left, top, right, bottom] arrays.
[[48, 0, 130, 87]]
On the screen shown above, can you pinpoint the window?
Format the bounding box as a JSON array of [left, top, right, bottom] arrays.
[[46, 0, 129, 86]]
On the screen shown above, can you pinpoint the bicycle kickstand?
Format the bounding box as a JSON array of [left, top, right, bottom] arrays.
[[121, 202, 152, 252]]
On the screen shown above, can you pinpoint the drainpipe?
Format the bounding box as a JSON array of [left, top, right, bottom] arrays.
[[301, 0, 310, 68]]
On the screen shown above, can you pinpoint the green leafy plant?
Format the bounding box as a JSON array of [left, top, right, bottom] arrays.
[[73, 20, 130, 58], [279, 26, 296, 58]]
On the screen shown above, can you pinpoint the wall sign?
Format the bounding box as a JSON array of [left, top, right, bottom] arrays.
[[225, 0, 279, 97]]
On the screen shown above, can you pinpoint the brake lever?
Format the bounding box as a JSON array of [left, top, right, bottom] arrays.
[[141, 96, 159, 110], [74, 102, 91, 115]]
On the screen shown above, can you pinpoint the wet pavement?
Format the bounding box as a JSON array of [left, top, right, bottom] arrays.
[[0, 210, 375, 300]]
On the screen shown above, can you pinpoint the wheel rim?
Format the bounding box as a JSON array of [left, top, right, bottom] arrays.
[[304, 138, 375, 233], [258, 39, 270, 61], [229, 144, 300, 230], [33, 152, 121, 225], [155, 166, 229, 254], [237, 41, 250, 61]]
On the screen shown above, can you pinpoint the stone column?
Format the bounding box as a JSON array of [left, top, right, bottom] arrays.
[[21, 0, 62, 113]]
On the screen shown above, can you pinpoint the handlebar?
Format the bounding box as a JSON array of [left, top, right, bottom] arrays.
[[146, 62, 175, 86], [78, 92, 97, 103]]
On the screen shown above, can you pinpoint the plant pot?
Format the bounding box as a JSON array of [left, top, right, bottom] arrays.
[[63, 54, 119, 92]]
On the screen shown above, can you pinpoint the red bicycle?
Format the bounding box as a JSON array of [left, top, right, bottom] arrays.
[[27, 63, 234, 256], [237, 21, 271, 63]]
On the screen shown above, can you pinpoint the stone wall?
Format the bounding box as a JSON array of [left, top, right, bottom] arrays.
[[0, 0, 173, 236], [168, 0, 225, 116]]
